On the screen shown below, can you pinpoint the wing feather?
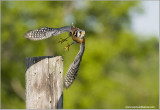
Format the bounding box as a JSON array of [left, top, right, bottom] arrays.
[[24, 26, 72, 40], [64, 43, 85, 88]]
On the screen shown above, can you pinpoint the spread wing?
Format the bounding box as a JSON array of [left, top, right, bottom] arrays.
[[64, 43, 85, 88], [23, 26, 72, 40]]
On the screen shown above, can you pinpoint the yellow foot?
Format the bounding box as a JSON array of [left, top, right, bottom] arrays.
[[64, 44, 71, 51], [58, 37, 68, 44]]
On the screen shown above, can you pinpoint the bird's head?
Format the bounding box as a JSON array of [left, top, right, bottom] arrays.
[[71, 26, 85, 39]]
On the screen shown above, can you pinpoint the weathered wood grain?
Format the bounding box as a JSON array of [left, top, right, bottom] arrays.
[[26, 56, 63, 109]]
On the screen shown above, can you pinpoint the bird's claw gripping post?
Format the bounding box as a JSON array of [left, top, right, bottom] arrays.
[[58, 37, 69, 44]]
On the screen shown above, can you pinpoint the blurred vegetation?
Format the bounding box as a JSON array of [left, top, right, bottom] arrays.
[[1, 1, 159, 109]]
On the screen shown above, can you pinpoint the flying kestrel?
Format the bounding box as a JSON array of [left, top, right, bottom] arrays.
[[24, 25, 85, 88]]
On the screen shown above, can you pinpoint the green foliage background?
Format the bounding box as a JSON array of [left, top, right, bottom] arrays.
[[1, 1, 159, 109]]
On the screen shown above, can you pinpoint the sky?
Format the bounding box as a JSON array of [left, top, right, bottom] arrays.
[[131, 1, 159, 37]]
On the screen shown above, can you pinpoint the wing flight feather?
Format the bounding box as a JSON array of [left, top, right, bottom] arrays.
[[24, 26, 72, 40]]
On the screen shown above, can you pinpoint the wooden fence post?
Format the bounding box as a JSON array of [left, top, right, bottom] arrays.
[[25, 56, 63, 109]]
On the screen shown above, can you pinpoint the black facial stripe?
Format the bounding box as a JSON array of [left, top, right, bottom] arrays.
[[75, 31, 78, 37], [73, 31, 76, 36]]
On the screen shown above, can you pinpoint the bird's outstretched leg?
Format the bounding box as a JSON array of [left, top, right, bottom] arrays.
[[64, 43, 73, 51], [58, 37, 70, 44], [64, 41, 77, 51]]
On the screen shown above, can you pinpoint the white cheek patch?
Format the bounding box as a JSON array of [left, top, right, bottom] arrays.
[[77, 32, 81, 37]]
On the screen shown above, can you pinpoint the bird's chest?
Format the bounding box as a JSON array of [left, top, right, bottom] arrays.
[[72, 35, 83, 43]]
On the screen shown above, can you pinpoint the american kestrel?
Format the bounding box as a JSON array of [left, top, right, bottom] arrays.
[[24, 25, 85, 50], [24, 25, 86, 88]]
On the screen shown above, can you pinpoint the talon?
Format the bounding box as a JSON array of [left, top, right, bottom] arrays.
[[58, 37, 69, 44], [64, 47, 69, 51], [64, 44, 71, 51]]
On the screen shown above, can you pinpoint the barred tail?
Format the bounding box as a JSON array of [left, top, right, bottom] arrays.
[[64, 43, 85, 88]]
